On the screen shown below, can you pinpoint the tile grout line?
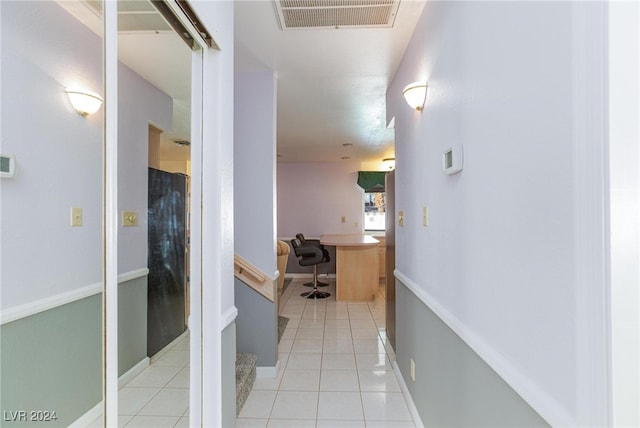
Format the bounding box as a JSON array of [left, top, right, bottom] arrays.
[[246, 280, 414, 427]]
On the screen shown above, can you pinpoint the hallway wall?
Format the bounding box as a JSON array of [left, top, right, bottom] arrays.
[[0, 295, 102, 427], [234, 70, 279, 373], [118, 62, 172, 273], [234, 70, 278, 277], [395, 280, 548, 427], [0, 2, 172, 423], [0, 0, 103, 311], [0, 1, 172, 312], [388, 1, 609, 426], [0, 276, 147, 427], [235, 277, 278, 367], [277, 161, 364, 238]]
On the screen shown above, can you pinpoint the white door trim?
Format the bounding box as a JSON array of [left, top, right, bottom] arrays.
[[571, 2, 611, 426]]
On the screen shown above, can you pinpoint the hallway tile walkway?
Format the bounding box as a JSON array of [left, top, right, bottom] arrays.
[[88, 334, 190, 428], [237, 278, 415, 428], [89, 278, 413, 427]]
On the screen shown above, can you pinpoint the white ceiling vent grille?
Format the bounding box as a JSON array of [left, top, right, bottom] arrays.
[[82, 0, 172, 32], [274, 0, 400, 30]]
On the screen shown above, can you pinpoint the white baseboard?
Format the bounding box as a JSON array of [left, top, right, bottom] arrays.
[[68, 400, 103, 428], [285, 273, 336, 279], [285, 273, 313, 278], [150, 330, 189, 364], [69, 357, 150, 427], [119, 357, 150, 388], [394, 361, 424, 428], [256, 359, 280, 378]]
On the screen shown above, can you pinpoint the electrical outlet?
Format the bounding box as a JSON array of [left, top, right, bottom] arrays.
[[410, 358, 416, 381], [423, 205, 429, 227], [71, 207, 82, 227]]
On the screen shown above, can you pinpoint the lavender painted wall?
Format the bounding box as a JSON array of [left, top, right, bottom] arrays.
[[277, 162, 364, 239], [118, 64, 172, 274], [0, 1, 103, 310], [234, 71, 277, 277], [388, 1, 606, 425], [0, 0, 172, 309]]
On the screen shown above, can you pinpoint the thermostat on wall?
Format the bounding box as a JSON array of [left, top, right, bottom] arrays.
[[0, 155, 16, 178], [442, 145, 463, 175]]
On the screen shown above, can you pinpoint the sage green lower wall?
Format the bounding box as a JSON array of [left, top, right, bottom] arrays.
[[0, 276, 148, 426], [118, 276, 148, 376], [395, 279, 550, 427], [0, 294, 102, 427], [234, 278, 277, 367], [222, 321, 237, 428]]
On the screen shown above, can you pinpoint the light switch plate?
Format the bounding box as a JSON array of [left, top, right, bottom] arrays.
[[423, 205, 429, 227], [71, 207, 82, 227], [398, 210, 405, 227], [122, 211, 138, 227]]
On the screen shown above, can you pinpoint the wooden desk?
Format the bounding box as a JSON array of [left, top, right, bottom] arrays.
[[321, 234, 379, 301]]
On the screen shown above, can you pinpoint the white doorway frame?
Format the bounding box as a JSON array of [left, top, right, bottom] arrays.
[[103, 2, 118, 425], [103, 1, 220, 426], [608, 2, 640, 426]]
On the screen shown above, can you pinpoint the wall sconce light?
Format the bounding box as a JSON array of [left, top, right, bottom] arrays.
[[402, 81, 427, 111], [382, 157, 396, 170], [66, 89, 103, 117]]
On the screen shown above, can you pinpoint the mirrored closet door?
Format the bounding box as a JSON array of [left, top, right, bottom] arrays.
[[1, 1, 209, 426], [115, 0, 194, 425]]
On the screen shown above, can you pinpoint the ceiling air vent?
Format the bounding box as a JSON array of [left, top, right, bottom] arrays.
[[273, 0, 400, 30]]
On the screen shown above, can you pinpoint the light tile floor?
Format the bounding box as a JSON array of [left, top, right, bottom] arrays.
[[88, 334, 190, 428], [90, 278, 413, 428], [238, 278, 415, 428]]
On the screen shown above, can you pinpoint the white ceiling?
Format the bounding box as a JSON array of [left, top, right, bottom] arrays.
[[235, 0, 426, 164], [61, 0, 426, 165]]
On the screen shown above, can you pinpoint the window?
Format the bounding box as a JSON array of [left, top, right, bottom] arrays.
[[364, 191, 386, 231]]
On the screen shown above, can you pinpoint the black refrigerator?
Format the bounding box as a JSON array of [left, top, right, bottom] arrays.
[[147, 168, 188, 356]]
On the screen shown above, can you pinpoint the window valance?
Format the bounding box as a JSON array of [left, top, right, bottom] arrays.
[[357, 171, 385, 192]]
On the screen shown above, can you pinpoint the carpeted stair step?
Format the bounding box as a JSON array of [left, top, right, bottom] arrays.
[[236, 352, 258, 415]]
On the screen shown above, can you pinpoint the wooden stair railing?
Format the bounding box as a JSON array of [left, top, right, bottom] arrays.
[[234, 254, 274, 302]]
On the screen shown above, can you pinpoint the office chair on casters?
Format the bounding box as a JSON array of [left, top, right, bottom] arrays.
[[290, 238, 330, 299], [295, 233, 330, 287]]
